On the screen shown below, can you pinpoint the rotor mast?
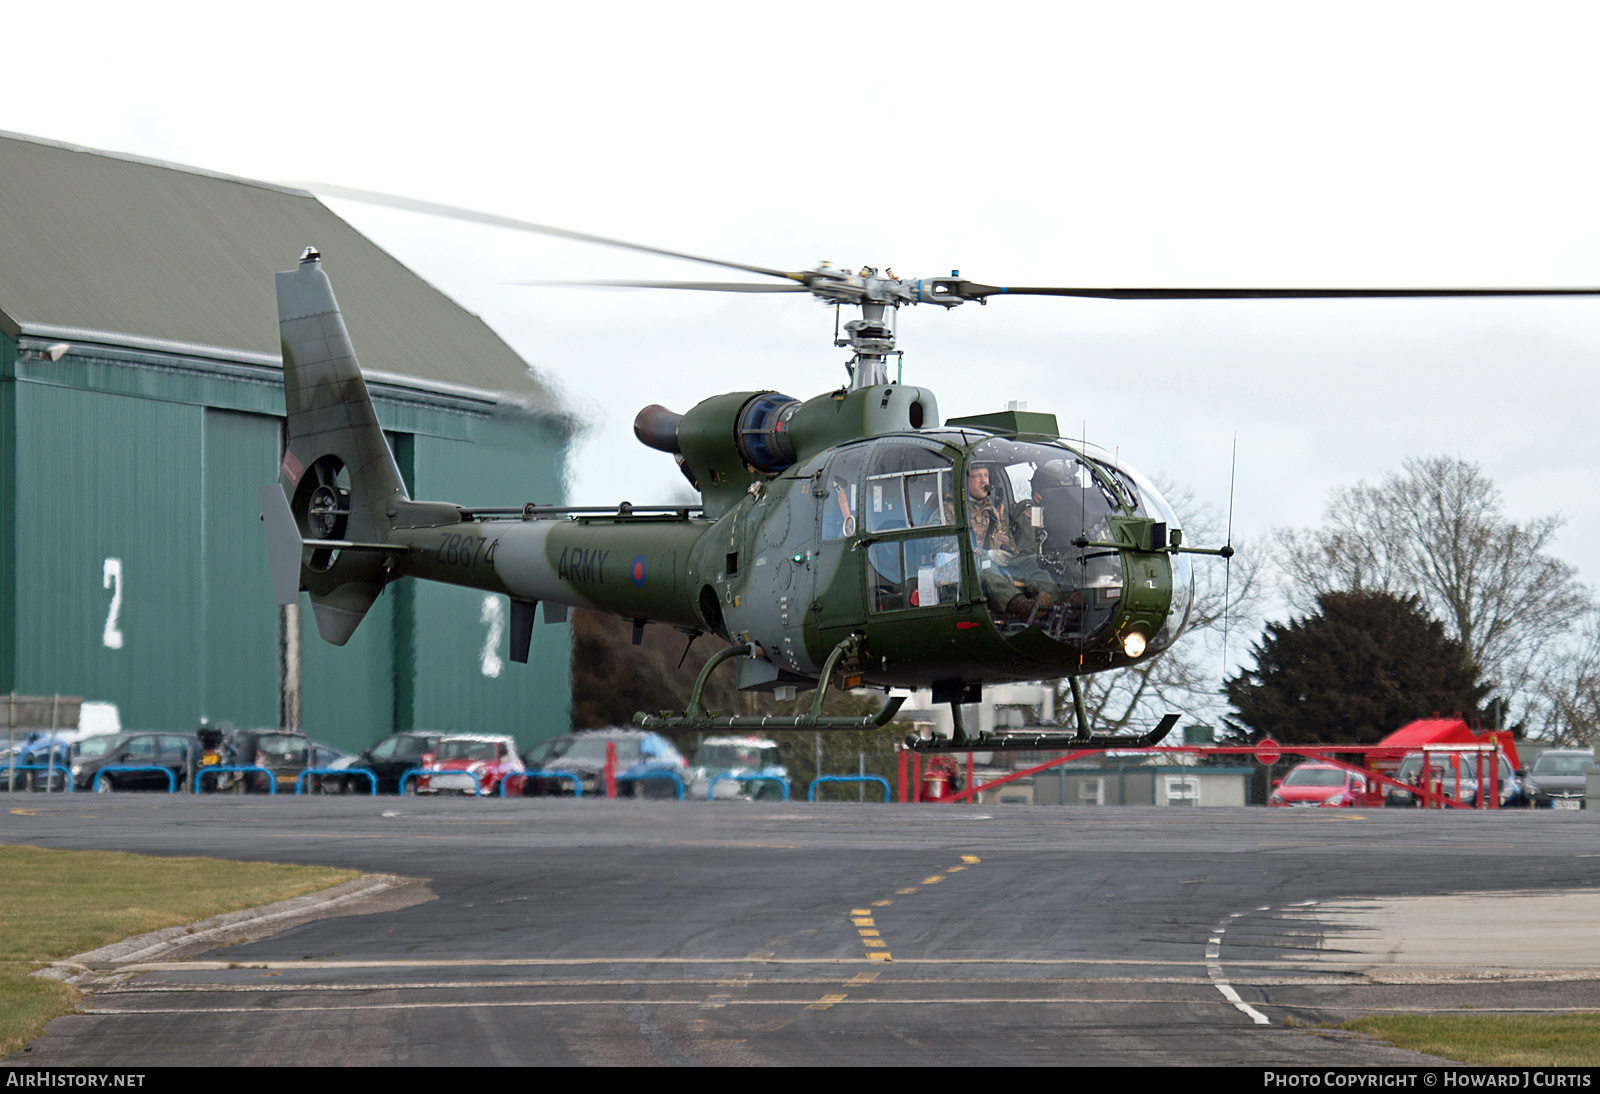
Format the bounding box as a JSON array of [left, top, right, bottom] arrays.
[[835, 269, 900, 388]]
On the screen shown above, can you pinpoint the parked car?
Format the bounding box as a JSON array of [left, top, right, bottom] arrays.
[[688, 735, 788, 800], [416, 734, 526, 797], [340, 732, 442, 794], [1268, 762, 1369, 808], [4, 732, 75, 790], [1522, 748, 1595, 810], [223, 729, 349, 793], [1384, 751, 1520, 808], [73, 732, 199, 792], [524, 729, 688, 798]]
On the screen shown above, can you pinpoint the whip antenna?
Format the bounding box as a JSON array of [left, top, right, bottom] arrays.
[[1220, 431, 1238, 679]]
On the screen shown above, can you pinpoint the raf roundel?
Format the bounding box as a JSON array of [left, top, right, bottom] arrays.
[[630, 555, 647, 588]]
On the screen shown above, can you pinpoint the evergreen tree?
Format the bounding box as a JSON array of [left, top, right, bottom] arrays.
[[1226, 590, 1489, 744]]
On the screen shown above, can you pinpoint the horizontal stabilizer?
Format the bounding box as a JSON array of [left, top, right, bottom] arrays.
[[310, 583, 383, 647]]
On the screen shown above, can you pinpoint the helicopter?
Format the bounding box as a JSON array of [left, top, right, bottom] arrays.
[[261, 193, 1600, 750]]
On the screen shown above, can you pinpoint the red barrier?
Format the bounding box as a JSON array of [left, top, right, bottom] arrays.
[[903, 741, 1502, 809]]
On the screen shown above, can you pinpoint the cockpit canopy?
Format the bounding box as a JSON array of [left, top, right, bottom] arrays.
[[967, 436, 1193, 652], [813, 432, 1194, 657]]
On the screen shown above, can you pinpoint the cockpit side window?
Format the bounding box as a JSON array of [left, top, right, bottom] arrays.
[[868, 535, 961, 612], [821, 446, 867, 541], [865, 444, 954, 534]]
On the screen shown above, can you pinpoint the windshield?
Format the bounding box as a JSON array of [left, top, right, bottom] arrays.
[[552, 738, 643, 763], [255, 734, 309, 762], [1282, 767, 1348, 788], [372, 735, 433, 761], [965, 436, 1165, 648], [1532, 753, 1596, 776], [73, 736, 117, 759], [438, 739, 499, 762], [1396, 755, 1482, 782], [695, 744, 780, 769]]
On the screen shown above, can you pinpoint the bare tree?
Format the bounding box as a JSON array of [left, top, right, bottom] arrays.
[[1063, 483, 1263, 733], [1280, 457, 1592, 722], [1524, 609, 1600, 747]]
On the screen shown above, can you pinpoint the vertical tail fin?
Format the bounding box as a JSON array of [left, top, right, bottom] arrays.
[[272, 247, 407, 645]]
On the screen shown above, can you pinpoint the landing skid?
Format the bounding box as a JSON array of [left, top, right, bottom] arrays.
[[907, 675, 1178, 752], [904, 713, 1180, 753]]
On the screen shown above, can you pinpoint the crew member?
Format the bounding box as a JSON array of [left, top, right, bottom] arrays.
[[967, 464, 1055, 622]]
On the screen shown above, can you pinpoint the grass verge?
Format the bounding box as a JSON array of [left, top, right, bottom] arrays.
[[1343, 1014, 1600, 1066], [0, 844, 357, 1057]]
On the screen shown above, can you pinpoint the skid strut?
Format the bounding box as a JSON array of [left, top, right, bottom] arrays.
[[634, 633, 905, 731]]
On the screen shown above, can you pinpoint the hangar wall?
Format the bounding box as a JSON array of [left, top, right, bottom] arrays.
[[0, 332, 571, 754]]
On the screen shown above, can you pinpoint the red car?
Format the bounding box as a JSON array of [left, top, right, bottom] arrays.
[[417, 735, 526, 797], [1268, 762, 1369, 808]]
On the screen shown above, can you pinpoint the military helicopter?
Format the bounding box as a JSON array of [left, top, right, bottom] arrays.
[[262, 192, 1600, 750]]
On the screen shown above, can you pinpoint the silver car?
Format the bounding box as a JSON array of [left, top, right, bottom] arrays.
[[1385, 751, 1520, 808]]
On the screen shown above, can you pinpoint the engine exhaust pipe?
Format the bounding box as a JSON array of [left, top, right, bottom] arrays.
[[633, 404, 683, 454]]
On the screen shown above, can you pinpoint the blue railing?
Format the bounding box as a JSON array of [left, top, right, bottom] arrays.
[[296, 767, 377, 795], [194, 765, 277, 795], [522, 770, 584, 797], [616, 770, 686, 800], [2, 762, 73, 792], [706, 773, 791, 802], [808, 775, 892, 803], [93, 765, 175, 793]]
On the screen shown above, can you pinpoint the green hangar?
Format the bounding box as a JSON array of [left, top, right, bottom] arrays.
[[0, 132, 573, 752]]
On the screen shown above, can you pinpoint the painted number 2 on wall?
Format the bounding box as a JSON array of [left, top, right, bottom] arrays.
[[102, 558, 124, 650]]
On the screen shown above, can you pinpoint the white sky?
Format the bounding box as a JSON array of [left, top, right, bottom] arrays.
[[9, 1, 1600, 653]]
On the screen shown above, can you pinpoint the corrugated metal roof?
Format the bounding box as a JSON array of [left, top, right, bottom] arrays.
[[0, 131, 547, 398]]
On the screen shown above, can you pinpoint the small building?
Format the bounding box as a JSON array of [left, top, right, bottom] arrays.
[[0, 132, 573, 752], [1024, 760, 1253, 807]]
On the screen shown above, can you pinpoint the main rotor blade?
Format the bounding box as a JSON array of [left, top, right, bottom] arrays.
[[516, 278, 810, 293], [957, 283, 1600, 300], [286, 182, 801, 282]]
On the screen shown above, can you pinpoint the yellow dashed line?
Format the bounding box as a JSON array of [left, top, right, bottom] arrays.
[[840, 853, 980, 971], [844, 972, 880, 986], [806, 993, 847, 1010]]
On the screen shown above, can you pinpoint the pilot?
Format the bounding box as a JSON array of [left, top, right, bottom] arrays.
[[966, 464, 1055, 622]]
